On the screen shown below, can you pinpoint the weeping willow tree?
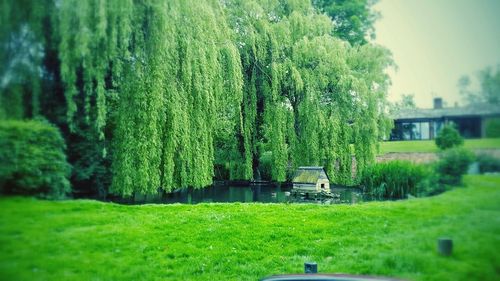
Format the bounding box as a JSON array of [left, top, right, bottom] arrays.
[[222, 0, 330, 181], [290, 37, 393, 184], [56, 0, 244, 195], [291, 36, 350, 183], [348, 44, 393, 178], [1, 0, 392, 196], [224, 0, 393, 184]]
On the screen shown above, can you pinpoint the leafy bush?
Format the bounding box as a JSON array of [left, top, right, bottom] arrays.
[[485, 118, 500, 138], [360, 160, 440, 199], [0, 120, 71, 198], [435, 147, 475, 185], [476, 153, 500, 173], [435, 124, 463, 150]]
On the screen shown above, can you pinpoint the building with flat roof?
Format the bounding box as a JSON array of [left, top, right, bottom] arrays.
[[390, 98, 500, 141]]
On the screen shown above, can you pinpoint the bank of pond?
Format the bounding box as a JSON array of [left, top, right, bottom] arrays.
[[75, 148, 500, 205], [101, 148, 499, 205]]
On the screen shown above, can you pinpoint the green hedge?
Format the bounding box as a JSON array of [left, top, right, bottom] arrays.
[[485, 118, 500, 138], [360, 160, 440, 199], [0, 120, 70, 198]]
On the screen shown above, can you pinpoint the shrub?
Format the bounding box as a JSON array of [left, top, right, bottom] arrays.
[[435, 147, 474, 185], [360, 160, 440, 199], [435, 124, 463, 150], [0, 120, 71, 198], [485, 118, 500, 138], [476, 153, 500, 173]]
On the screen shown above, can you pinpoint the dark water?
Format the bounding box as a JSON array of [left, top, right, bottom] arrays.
[[131, 184, 364, 205]]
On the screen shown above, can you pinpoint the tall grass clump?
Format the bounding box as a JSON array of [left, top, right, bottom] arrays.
[[0, 120, 71, 198], [360, 161, 440, 199]]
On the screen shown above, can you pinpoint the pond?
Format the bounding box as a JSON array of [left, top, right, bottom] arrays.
[[130, 183, 365, 205]]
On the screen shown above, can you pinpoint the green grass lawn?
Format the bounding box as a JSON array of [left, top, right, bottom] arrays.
[[379, 138, 500, 154], [1, 175, 499, 281]]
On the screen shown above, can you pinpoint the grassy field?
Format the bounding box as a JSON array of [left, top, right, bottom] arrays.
[[379, 138, 500, 154], [1, 175, 499, 281]]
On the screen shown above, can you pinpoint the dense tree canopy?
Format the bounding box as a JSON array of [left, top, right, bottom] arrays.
[[459, 65, 500, 106], [0, 0, 392, 196], [312, 0, 379, 45], [390, 94, 416, 114]]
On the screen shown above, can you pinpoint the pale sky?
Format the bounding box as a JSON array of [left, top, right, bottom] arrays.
[[373, 0, 500, 108]]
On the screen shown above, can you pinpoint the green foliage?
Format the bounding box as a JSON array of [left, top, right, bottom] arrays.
[[476, 153, 500, 174], [110, 0, 244, 196], [68, 126, 111, 198], [459, 64, 500, 106], [258, 151, 273, 180], [477, 65, 500, 105], [435, 124, 464, 150], [391, 94, 416, 114], [485, 118, 500, 138], [224, 1, 392, 184], [1, 0, 393, 196], [0, 120, 70, 198], [0, 85, 25, 119], [313, 0, 378, 45], [360, 160, 440, 199], [0, 0, 46, 120], [435, 147, 475, 185]]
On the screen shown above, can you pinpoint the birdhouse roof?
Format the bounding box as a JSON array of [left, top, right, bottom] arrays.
[[292, 167, 329, 183]]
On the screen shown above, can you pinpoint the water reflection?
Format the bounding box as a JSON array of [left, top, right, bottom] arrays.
[[132, 184, 364, 205]]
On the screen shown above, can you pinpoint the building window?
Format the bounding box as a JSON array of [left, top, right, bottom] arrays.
[[401, 122, 430, 140], [412, 122, 421, 139], [402, 123, 413, 140], [421, 122, 430, 139], [433, 121, 443, 138], [393, 121, 437, 141]]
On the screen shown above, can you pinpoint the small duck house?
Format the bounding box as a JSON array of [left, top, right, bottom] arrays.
[[292, 166, 330, 193]]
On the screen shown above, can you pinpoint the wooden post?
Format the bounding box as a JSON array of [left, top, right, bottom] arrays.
[[437, 238, 453, 256]]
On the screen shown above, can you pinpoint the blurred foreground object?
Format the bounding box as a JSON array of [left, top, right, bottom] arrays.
[[261, 274, 406, 281], [261, 262, 406, 281]]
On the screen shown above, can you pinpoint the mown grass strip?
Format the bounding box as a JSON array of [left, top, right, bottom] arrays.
[[379, 138, 500, 154], [0, 175, 499, 281]]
